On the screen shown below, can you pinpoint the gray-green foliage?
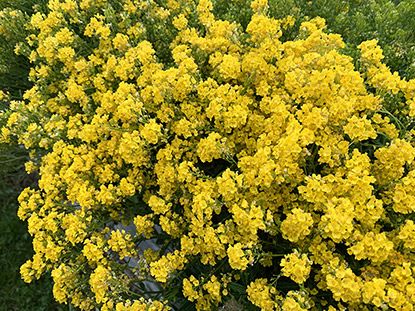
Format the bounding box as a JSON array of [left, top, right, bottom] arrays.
[[279, 0, 415, 79], [211, 0, 415, 79]]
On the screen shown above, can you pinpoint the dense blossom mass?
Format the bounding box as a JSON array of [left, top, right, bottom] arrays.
[[1, 0, 415, 310]]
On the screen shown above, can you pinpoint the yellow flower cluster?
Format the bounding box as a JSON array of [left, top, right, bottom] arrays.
[[280, 251, 312, 284], [247, 278, 279, 311], [2, 0, 415, 310]]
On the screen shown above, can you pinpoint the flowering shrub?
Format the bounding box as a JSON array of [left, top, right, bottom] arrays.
[[2, 0, 415, 310]]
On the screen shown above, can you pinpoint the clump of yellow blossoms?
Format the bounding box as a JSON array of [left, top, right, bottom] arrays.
[[2, 0, 415, 310]]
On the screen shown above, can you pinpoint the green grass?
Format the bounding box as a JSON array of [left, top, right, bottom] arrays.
[[0, 203, 64, 311], [0, 144, 67, 311]]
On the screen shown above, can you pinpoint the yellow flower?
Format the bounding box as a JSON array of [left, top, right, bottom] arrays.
[[348, 232, 393, 264], [326, 266, 362, 303], [183, 276, 201, 302], [280, 208, 313, 243], [280, 251, 312, 284], [141, 119, 163, 144], [148, 195, 171, 215], [197, 132, 224, 163], [112, 33, 130, 52], [251, 0, 269, 13], [172, 14, 188, 30], [227, 243, 249, 270], [358, 39, 384, 64], [246, 278, 278, 311], [219, 54, 241, 81], [89, 265, 111, 304], [343, 115, 377, 141], [150, 251, 188, 283], [134, 214, 154, 238]]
